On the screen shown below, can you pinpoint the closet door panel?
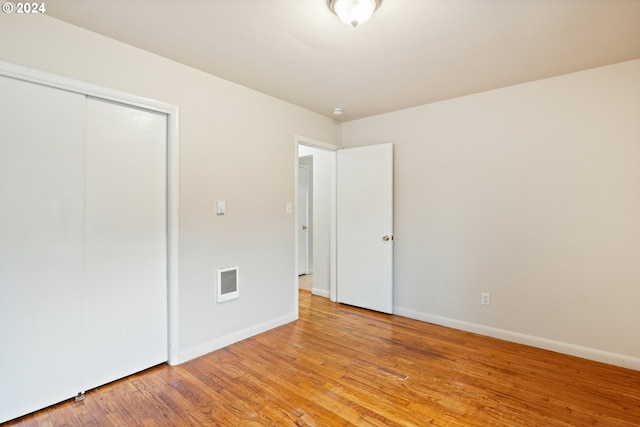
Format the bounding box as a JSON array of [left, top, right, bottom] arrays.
[[83, 98, 168, 390], [0, 77, 85, 423]]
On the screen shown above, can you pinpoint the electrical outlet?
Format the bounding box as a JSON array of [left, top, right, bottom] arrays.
[[481, 292, 491, 306]]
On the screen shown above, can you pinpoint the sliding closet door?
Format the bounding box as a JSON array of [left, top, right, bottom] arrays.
[[0, 77, 85, 423], [83, 98, 168, 390]]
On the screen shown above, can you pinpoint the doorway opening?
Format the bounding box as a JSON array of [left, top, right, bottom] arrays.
[[295, 136, 338, 302], [294, 136, 395, 314]]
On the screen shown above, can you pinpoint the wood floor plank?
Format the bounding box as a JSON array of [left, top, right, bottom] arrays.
[[4, 290, 640, 426]]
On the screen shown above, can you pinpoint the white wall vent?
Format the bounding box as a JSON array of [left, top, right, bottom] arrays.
[[216, 266, 239, 302]]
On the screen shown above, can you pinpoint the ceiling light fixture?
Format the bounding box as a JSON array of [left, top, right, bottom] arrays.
[[327, 0, 382, 28]]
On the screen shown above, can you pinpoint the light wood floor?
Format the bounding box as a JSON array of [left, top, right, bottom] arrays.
[[6, 290, 640, 426]]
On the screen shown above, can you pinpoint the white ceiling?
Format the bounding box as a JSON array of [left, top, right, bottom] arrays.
[[47, 0, 640, 122]]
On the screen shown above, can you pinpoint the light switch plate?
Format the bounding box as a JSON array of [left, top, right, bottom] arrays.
[[216, 200, 226, 215]]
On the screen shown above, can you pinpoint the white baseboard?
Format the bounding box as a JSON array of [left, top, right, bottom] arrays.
[[175, 304, 640, 371], [394, 306, 640, 371], [311, 287, 330, 298], [175, 311, 297, 365]]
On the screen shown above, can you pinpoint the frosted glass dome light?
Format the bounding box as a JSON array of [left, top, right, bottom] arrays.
[[327, 0, 382, 28]]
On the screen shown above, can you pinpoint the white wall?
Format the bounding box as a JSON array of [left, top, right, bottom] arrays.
[[342, 60, 640, 369], [0, 15, 340, 363]]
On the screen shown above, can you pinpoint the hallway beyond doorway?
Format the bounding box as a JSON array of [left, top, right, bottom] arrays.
[[298, 274, 313, 291]]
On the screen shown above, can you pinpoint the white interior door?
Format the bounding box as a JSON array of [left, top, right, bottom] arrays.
[[0, 76, 86, 423], [337, 143, 393, 313], [297, 165, 310, 275], [83, 98, 168, 390]]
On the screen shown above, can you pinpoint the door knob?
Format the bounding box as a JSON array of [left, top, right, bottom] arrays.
[[302, 225, 308, 230], [382, 235, 393, 241]]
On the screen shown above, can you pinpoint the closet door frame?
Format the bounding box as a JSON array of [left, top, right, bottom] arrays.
[[0, 60, 180, 365]]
